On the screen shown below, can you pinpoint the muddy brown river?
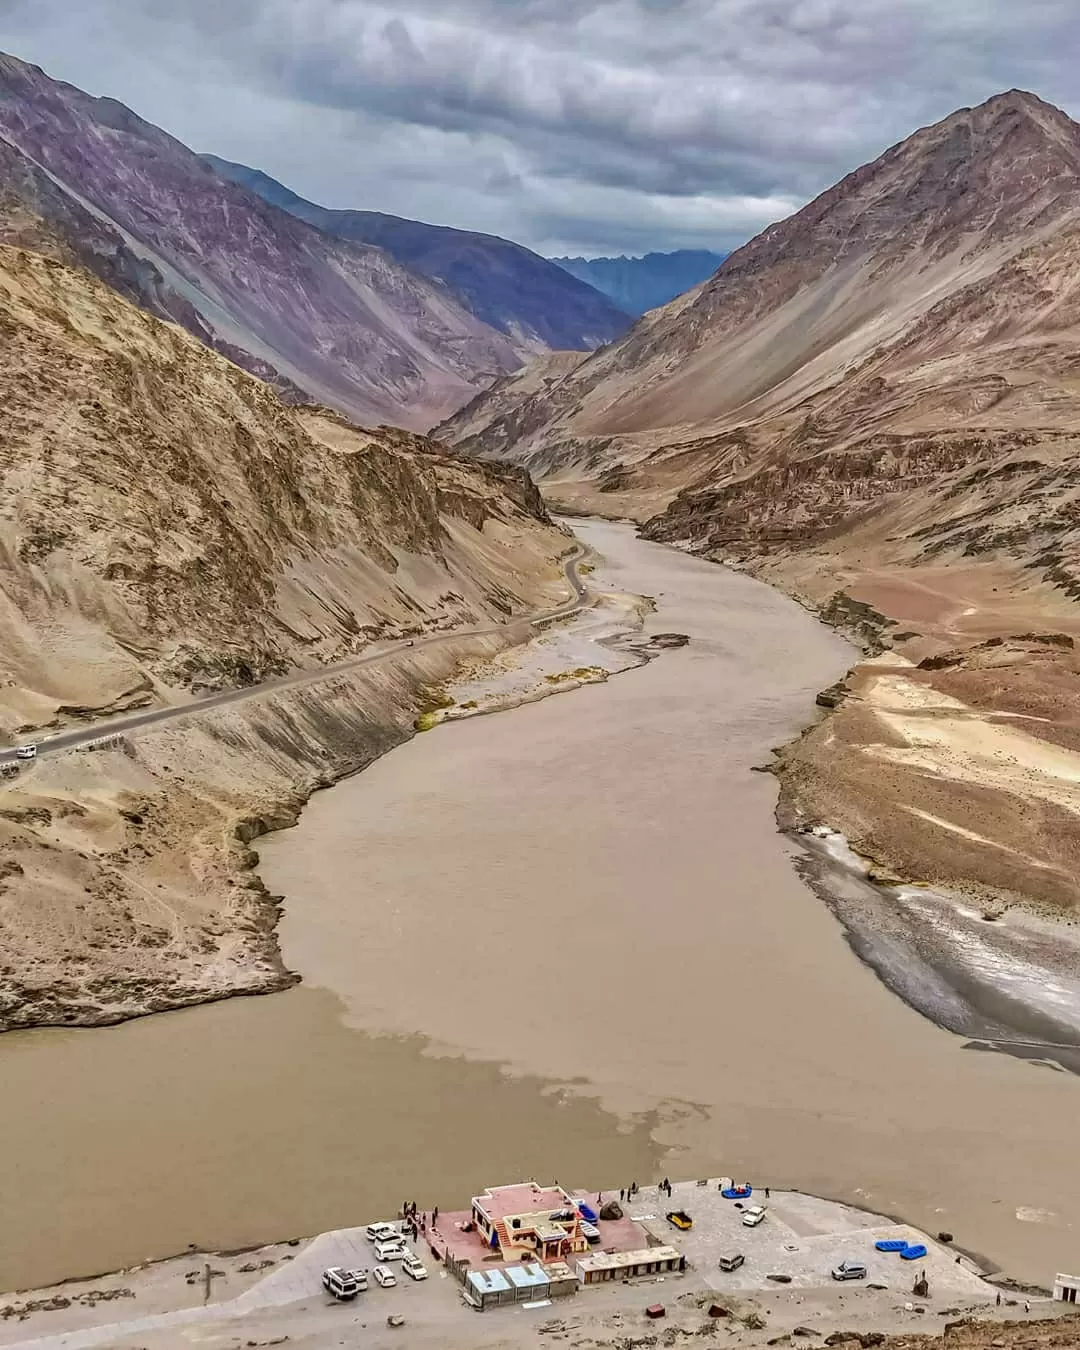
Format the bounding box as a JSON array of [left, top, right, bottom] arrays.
[[1, 521, 1077, 1292]]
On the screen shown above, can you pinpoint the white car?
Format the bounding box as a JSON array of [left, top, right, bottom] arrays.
[[14, 744, 37, 761], [742, 1206, 768, 1227], [365, 1222, 399, 1242], [373, 1264, 397, 1288], [373, 1238, 408, 1262], [402, 1253, 428, 1281]]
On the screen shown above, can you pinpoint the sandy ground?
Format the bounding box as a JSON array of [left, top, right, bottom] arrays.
[[770, 546, 1080, 930], [0, 1182, 1050, 1350]]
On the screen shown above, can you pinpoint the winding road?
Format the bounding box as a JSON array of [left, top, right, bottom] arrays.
[[0, 545, 589, 766]]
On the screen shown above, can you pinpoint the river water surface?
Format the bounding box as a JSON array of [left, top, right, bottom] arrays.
[[1, 521, 1078, 1292], [263, 521, 1080, 1284]]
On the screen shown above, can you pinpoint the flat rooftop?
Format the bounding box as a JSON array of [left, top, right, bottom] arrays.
[[474, 1182, 571, 1222], [577, 1246, 682, 1273]]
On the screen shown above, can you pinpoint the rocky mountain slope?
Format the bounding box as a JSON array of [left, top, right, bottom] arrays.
[[444, 90, 1080, 919], [0, 243, 565, 734], [444, 90, 1080, 489], [0, 239, 570, 1027], [203, 155, 632, 353], [0, 52, 533, 429], [550, 249, 727, 315]]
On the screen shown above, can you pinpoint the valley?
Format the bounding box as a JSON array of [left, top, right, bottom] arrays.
[[2, 31, 1080, 1349], [440, 90, 1080, 940], [2, 521, 1078, 1305]]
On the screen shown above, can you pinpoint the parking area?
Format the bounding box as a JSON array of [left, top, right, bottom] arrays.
[[625, 1181, 992, 1302], [229, 1221, 462, 1320]]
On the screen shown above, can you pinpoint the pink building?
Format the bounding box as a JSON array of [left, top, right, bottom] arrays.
[[470, 1182, 589, 1263]]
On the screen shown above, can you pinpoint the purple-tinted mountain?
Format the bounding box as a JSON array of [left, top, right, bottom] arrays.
[[0, 134, 311, 400], [202, 155, 632, 352], [0, 53, 528, 428], [549, 250, 728, 315]]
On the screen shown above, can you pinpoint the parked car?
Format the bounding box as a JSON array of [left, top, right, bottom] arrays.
[[15, 744, 37, 761], [831, 1261, 868, 1281], [402, 1253, 428, 1281], [374, 1238, 408, 1262], [718, 1253, 745, 1272], [365, 1222, 399, 1242], [349, 1268, 370, 1291], [666, 1210, 693, 1231], [373, 1265, 397, 1288], [742, 1206, 768, 1228], [580, 1221, 602, 1244], [322, 1266, 360, 1301]]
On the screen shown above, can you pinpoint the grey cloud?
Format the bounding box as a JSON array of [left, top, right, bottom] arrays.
[[2, 0, 1080, 256]]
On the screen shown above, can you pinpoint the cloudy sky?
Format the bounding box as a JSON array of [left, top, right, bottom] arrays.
[[1, 0, 1078, 257]]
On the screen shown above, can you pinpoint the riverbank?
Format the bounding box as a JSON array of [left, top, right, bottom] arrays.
[[0, 527, 577, 1031], [756, 554, 1080, 1062], [549, 482, 1080, 927], [548, 493, 1080, 1062], [0, 1179, 1035, 1350]]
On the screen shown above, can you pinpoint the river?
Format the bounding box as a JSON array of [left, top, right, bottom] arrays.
[[0, 520, 1077, 1292]]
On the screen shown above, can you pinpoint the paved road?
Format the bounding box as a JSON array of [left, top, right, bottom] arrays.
[[0, 546, 588, 766]]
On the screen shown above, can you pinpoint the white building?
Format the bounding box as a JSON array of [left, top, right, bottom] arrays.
[[1053, 1272, 1080, 1304]]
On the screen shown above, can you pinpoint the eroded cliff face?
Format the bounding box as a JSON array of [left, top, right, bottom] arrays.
[[0, 242, 570, 1028], [0, 630, 528, 1031], [0, 244, 566, 735]]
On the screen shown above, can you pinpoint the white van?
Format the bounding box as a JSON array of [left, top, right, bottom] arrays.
[[15, 744, 37, 761], [374, 1237, 408, 1262], [322, 1266, 360, 1301]]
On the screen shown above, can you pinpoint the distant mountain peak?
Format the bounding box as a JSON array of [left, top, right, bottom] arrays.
[[549, 249, 727, 316]]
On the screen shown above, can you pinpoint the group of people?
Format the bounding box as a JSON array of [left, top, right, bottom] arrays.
[[399, 1199, 439, 1240]]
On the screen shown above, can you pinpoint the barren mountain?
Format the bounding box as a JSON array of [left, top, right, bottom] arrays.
[[0, 243, 564, 734], [0, 52, 530, 429], [0, 242, 571, 1027], [444, 90, 1080, 482], [444, 90, 1080, 918], [202, 155, 632, 352]]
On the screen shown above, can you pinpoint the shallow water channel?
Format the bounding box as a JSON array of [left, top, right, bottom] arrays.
[[1, 521, 1077, 1292]]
